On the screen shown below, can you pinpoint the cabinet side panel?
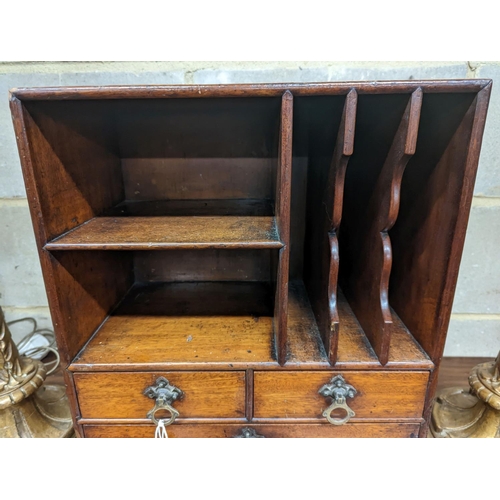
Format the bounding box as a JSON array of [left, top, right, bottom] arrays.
[[18, 100, 123, 241], [48, 251, 134, 364]]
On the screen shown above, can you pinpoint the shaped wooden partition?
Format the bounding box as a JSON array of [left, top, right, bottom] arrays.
[[341, 89, 423, 365], [304, 90, 357, 363]]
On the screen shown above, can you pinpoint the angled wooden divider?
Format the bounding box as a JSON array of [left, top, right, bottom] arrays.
[[305, 90, 357, 363], [343, 88, 423, 365], [274, 91, 293, 365]]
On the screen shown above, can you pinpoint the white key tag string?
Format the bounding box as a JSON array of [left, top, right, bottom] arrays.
[[155, 419, 169, 438]]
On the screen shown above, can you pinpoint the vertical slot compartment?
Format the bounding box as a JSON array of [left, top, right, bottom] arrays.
[[390, 87, 491, 362], [301, 90, 357, 363], [339, 89, 423, 365]]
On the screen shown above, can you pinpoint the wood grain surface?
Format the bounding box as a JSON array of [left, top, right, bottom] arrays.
[[274, 91, 293, 365], [104, 199, 274, 217], [11, 80, 490, 101], [254, 370, 428, 419], [335, 289, 433, 370], [45, 216, 282, 250], [10, 98, 123, 242], [46, 250, 134, 364], [304, 90, 357, 364], [133, 249, 274, 283], [70, 280, 431, 371], [74, 371, 246, 419], [83, 422, 420, 438], [11, 81, 491, 439], [390, 87, 492, 364], [343, 89, 423, 365], [122, 158, 275, 201]]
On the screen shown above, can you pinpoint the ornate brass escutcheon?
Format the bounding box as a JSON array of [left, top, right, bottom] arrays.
[[144, 377, 184, 426], [318, 374, 357, 426], [235, 427, 265, 438]]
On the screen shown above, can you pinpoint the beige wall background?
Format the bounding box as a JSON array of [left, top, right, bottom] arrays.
[[1, 61, 499, 356]]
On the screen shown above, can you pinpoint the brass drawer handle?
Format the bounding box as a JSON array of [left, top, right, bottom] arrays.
[[144, 377, 184, 426], [318, 375, 357, 426], [235, 427, 265, 438]]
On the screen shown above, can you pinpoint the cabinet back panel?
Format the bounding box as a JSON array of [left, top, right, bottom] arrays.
[[339, 94, 410, 288], [122, 158, 275, 201], [134, 249, 273, 282], [115, 97, 281, 158]]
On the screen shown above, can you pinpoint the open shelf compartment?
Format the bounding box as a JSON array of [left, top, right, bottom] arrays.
[[20, 96, 286, 246], [70, 279, 432, 371]]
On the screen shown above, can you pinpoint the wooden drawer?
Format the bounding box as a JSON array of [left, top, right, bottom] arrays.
[[253, 371, 429, 420], [74, 371, 245, 419], [83, 423, 420, 438]]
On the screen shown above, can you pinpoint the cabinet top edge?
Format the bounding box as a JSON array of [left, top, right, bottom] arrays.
[[9, 79, 492, 101]]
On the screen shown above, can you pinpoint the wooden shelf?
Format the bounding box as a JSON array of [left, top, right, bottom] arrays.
[[70, 281, 432, 372], [71, 281, 278, 370], [45, 216, 283, 250]]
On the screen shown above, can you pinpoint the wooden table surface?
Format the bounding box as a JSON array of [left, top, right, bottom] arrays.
[[435, 356, 493, 392]]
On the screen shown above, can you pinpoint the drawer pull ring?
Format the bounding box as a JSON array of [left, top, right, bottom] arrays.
[[235, 427, 265, 438], [318, 375, 357, 426], [144, 377, 184, 426]]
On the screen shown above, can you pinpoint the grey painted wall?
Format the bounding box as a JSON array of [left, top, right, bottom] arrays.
[[1, 61, 499, 356]]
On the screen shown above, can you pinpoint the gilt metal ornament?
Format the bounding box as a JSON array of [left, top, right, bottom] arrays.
[[430, 351, 500, 438], [318, 374, 357, 425], [0, 305, 73, 437]]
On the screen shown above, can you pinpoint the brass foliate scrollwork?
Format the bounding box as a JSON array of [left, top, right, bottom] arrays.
[[144, 377, 184, 426], [319, 374, 357, 426]]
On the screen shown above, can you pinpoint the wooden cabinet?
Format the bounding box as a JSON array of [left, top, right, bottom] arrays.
[[10, 81, 492, 438]]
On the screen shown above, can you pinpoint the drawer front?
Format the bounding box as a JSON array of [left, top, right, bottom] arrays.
[[254, 371, 429, 420], [74, 371, 245, 419], [83, 423, 420, 438]]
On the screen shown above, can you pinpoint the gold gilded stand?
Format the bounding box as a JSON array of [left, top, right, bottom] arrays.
[[0, 306, 74, 438], [430, 352, 500, 438]]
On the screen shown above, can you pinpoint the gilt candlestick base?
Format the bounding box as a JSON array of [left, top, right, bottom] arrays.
[[430, 352, 500, 438], [0, 305, 73, 438]]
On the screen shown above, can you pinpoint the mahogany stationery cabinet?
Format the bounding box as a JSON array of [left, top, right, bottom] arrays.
[[10, 80, 491, 438]]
